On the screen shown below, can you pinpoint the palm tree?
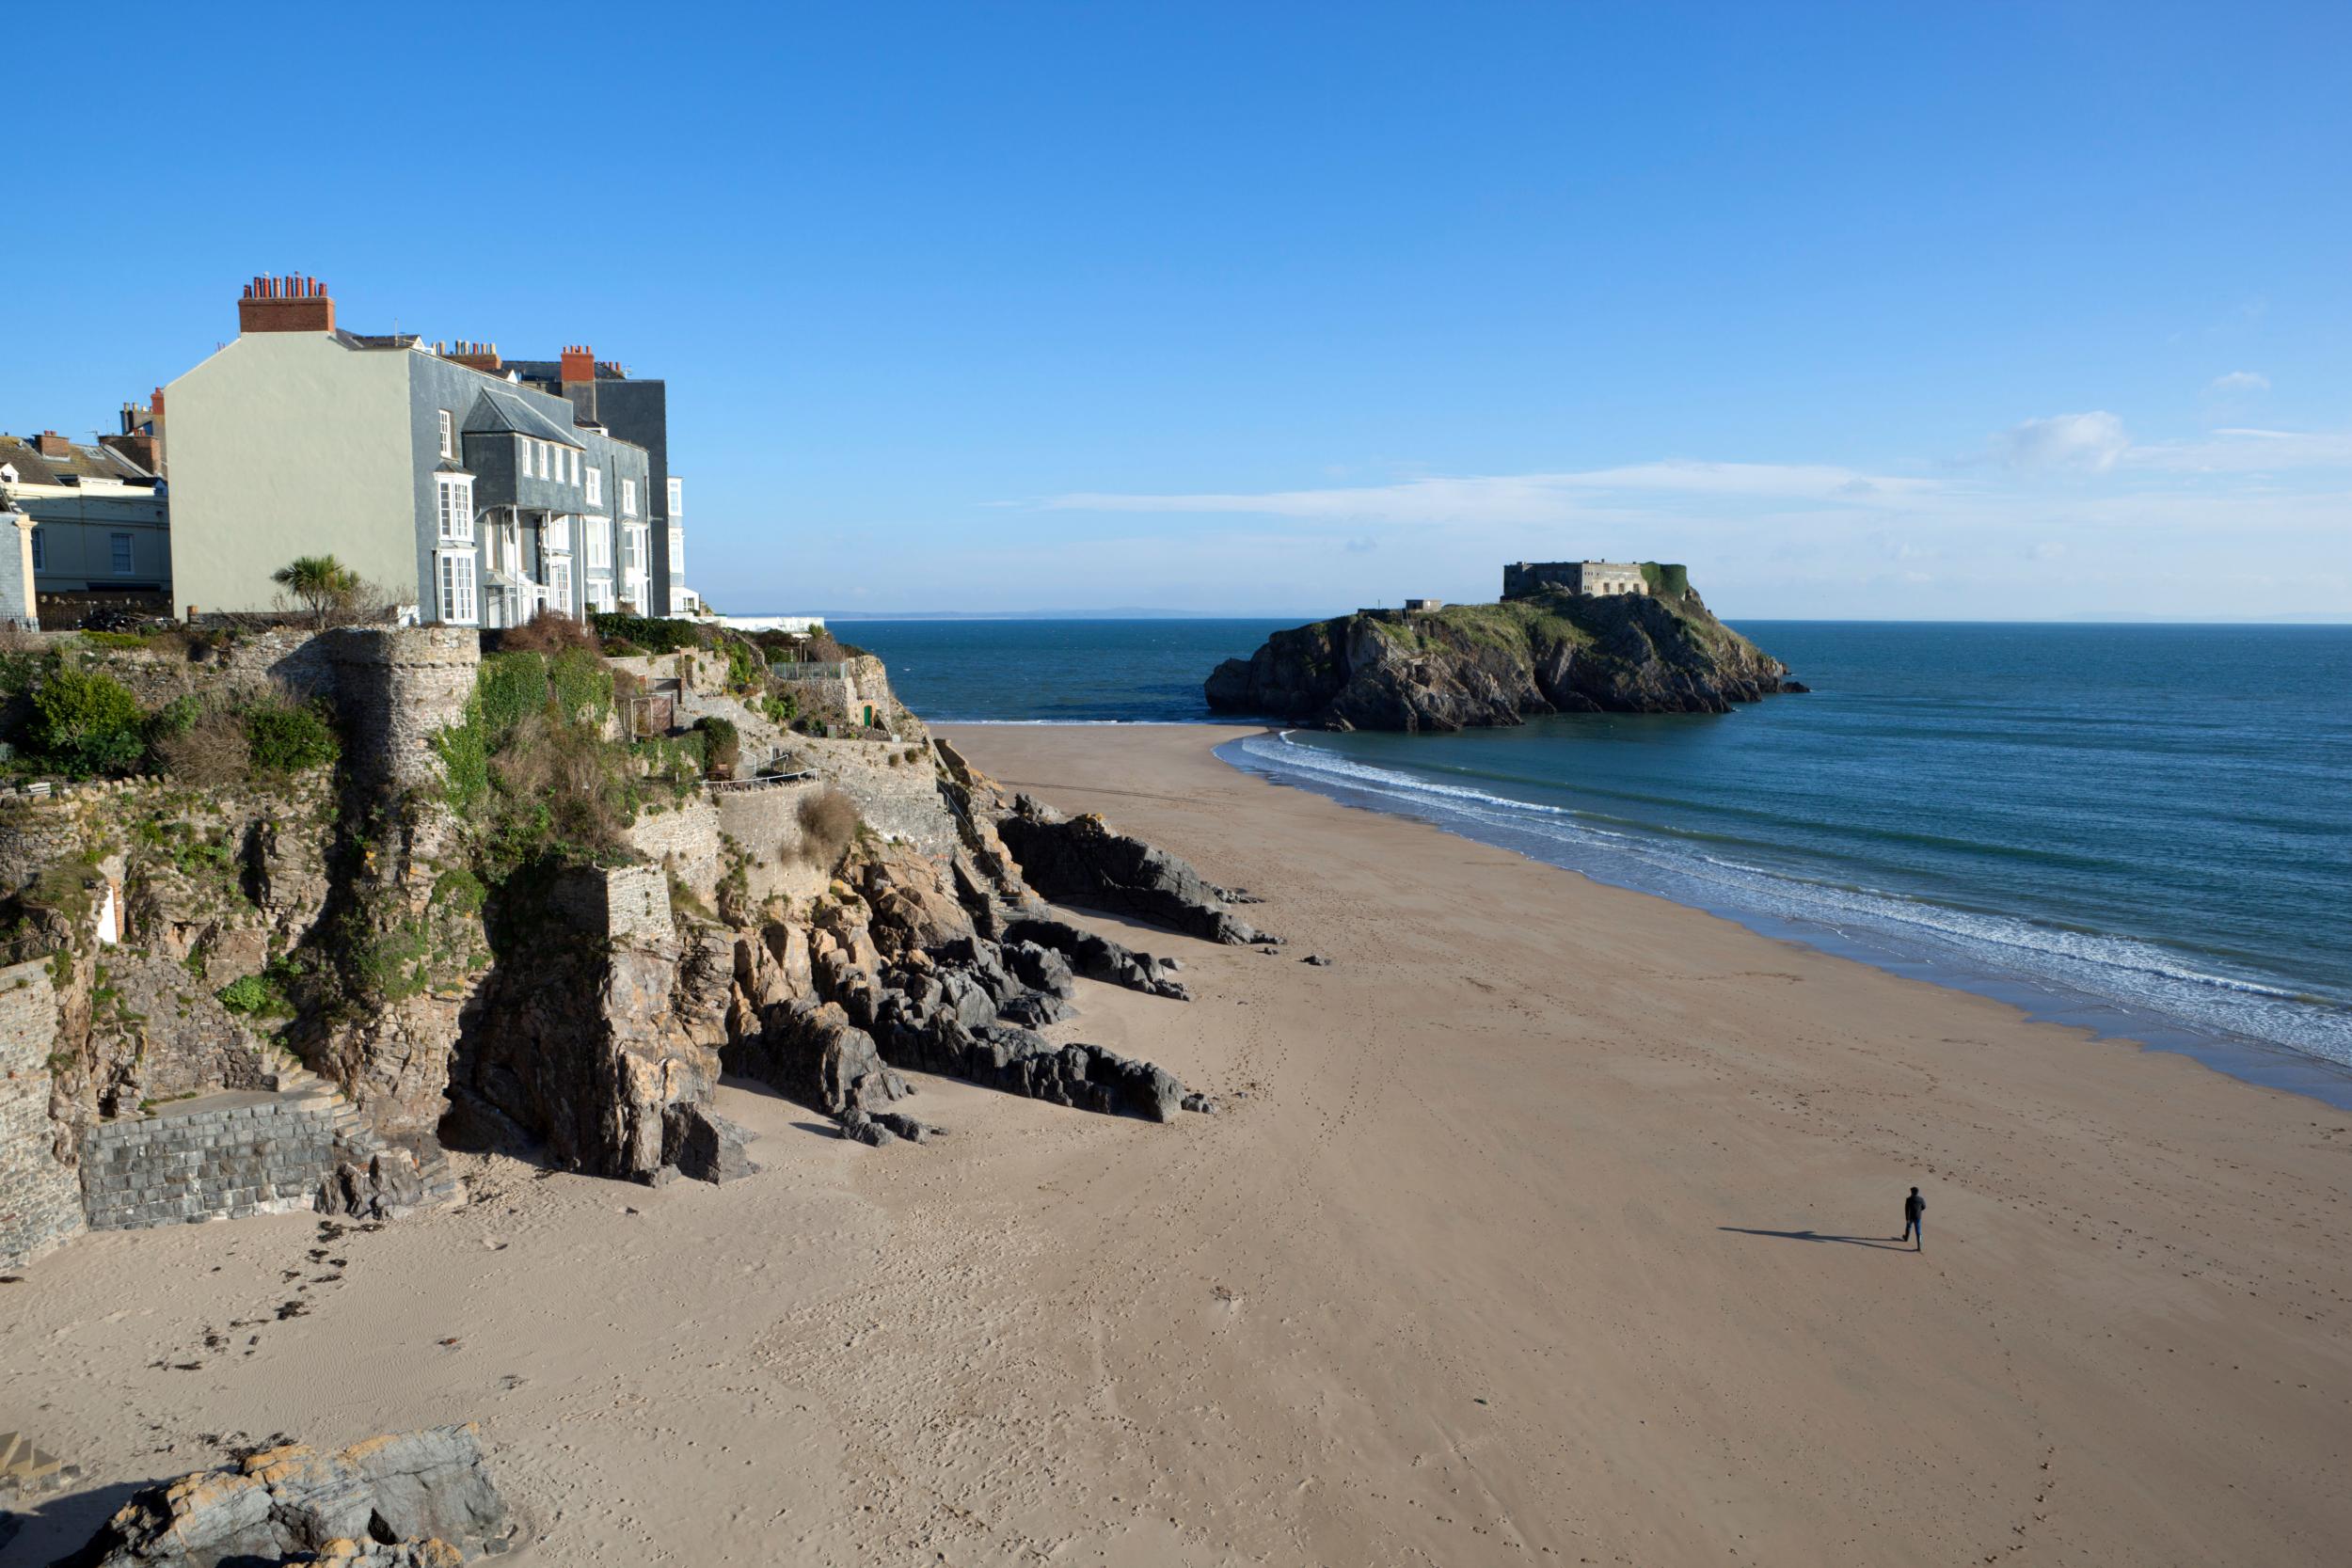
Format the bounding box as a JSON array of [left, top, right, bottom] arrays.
[[271, 555, 361, 628]]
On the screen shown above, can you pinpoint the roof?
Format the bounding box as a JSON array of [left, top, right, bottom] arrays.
[[0, 434, 153, 487], [462, 389, 585, 450]]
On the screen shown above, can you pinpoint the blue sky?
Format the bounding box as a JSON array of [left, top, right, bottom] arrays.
[[8, 2, 2348, 619]]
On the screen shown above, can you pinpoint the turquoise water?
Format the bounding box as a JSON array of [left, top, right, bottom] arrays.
[[833, 617, 2352, 1103]]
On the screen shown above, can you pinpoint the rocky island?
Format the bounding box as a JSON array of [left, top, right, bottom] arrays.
[[1204, 560, 1797, 731]]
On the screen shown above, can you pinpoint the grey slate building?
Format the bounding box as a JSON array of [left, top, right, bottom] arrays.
[[166, 279, 663, 626], [510, 349, 685, 615]]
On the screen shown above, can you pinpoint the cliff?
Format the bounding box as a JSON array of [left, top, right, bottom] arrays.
[[1204, 581, 1792, 731]]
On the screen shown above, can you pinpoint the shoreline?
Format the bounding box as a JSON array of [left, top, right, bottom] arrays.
[[1214, 726, 2352, 1113], [7, 721, 2348, 1564]]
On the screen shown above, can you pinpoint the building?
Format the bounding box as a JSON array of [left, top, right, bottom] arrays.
[[1502, 561, 1649, 599], [166, 277, 668, 626], [507, 350, 686, 615], [114, 389, 167, 478], [0, 429, 171, 621], [1403, 597, 1444, 612]]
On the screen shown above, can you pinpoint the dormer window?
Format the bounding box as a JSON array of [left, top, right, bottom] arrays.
[[437, 409, 454, 459]]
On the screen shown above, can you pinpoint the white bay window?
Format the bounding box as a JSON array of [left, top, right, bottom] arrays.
[[437, 550, 478, 625]]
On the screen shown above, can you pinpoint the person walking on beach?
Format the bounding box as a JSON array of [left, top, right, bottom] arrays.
[[1902, 1186, 1926, 1251]]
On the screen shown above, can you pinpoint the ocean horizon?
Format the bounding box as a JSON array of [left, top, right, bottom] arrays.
[[845, 615, 2352, 1110]]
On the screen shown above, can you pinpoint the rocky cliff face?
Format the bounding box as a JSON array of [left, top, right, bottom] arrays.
[[1204, 586, 1793, 731]]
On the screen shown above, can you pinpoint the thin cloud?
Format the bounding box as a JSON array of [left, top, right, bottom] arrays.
[[2209, 371, 2270, 393], [1039, 460, 1937, 525], [1994, 412, 2129, 474]]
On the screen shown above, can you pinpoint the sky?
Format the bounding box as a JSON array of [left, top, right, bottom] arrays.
[[8, 1, 2349, 621]]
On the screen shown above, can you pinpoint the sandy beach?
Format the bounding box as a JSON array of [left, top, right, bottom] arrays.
[[7, 722, 2348, 1566]]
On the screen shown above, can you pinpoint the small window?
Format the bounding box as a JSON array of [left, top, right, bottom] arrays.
[[516, 436, 530, 476], [437, 408, 454, 459], [584, 516, 610, 568], [548, 557, 572, 610], [569, 448, 580, 485], [586, 467, 602, 506], [110, 532, 135, 577], [621, 478, 637, 517], [29, 527, 43, 571], [667, 476, 683, 517], [545, 515, 570, 552], [668, 526, 684, 575]]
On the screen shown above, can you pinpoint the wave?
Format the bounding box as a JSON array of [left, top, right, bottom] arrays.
[[1228, 731, 2352, 1082]]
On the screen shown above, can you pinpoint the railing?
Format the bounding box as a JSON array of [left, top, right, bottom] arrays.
[[706, 769, 816, 795], [770, 659, 853, 681]]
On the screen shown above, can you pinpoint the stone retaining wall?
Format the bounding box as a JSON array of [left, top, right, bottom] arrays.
[[795, 736, 957, 854], [77, 1095, 338, 1231], [625, 796, 722, 904], [714, 777, 831, 906], [0, 959, 84, 1268]]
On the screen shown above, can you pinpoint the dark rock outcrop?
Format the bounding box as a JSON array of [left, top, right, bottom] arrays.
[[1000, 918, 1191, 1001], [1204, 583, 1789, 732], [994, 797, 1277, 945], [56, 1423, 511, 1568]]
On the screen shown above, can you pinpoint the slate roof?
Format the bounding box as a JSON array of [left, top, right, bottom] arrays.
[[462, 389, 585, 449], [0, 435, 151, 486]]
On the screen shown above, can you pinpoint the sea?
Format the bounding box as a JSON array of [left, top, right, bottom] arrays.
[[828, 617, 2352, 1108]]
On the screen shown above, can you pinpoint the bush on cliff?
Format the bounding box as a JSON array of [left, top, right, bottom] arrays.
[[436, 653, 634, 877], [31, 666, 146, 778], [795, 787, 861, 870], [493, 610, 600, 657], [245, 697, 341, 774], [590, 612, 702, 655], [694, 715, 740, 778]]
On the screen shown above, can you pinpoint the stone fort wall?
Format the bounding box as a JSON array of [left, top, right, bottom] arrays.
[[0, 959, 87, 1269], [78, 1095, 339, 1232]]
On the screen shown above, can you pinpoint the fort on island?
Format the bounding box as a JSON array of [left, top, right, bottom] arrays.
[[1502, 560, 1651, 599]]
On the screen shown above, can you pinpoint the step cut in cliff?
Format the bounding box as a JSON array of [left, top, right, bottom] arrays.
[[1204, 564, 1795, 732]]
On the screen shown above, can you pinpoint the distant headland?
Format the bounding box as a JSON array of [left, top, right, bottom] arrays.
[[1203, 560, 1800, 731]]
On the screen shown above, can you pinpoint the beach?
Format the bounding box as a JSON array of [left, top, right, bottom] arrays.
[[8, 721, 2349, 1564]]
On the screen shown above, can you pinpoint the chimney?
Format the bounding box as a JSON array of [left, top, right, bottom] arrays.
[[33, 431, 73, 458], [446, 338, 502, 373], [238, 275, 335, 335], [560, 344, 596, 385], [101, 433, 160, 473], [151, 387, 165, 417]]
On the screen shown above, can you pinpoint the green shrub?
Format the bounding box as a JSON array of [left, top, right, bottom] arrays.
[[215, 974, 279, 1015], [694, 715, 740, 775], [245, 701, 340, 774], [589, 612, 702, 654], [433, 866, 487, 916], [31, 666, 146, 777], [547, 645, 613, 727], [475, 651, 550, 742], [434, 703, 492, 813]]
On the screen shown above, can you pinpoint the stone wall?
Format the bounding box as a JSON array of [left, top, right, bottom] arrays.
[[550, 863, 674, 945], [325, 626, 479, 794], [713, 778, 832, 905], [0, 959, 84, 1268], [624, 795, 721, 904], [795, 736, 957, 854], [77, 1095, 338, 1230]]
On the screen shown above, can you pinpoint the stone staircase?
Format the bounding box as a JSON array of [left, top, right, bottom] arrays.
[[263, 1049, 466, 1215]]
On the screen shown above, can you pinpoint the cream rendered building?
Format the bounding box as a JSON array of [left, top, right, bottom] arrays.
[[167, 277, 653, 625]]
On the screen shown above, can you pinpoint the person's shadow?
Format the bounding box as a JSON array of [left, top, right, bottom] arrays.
[[1719, 1227, 1913, 1250]]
